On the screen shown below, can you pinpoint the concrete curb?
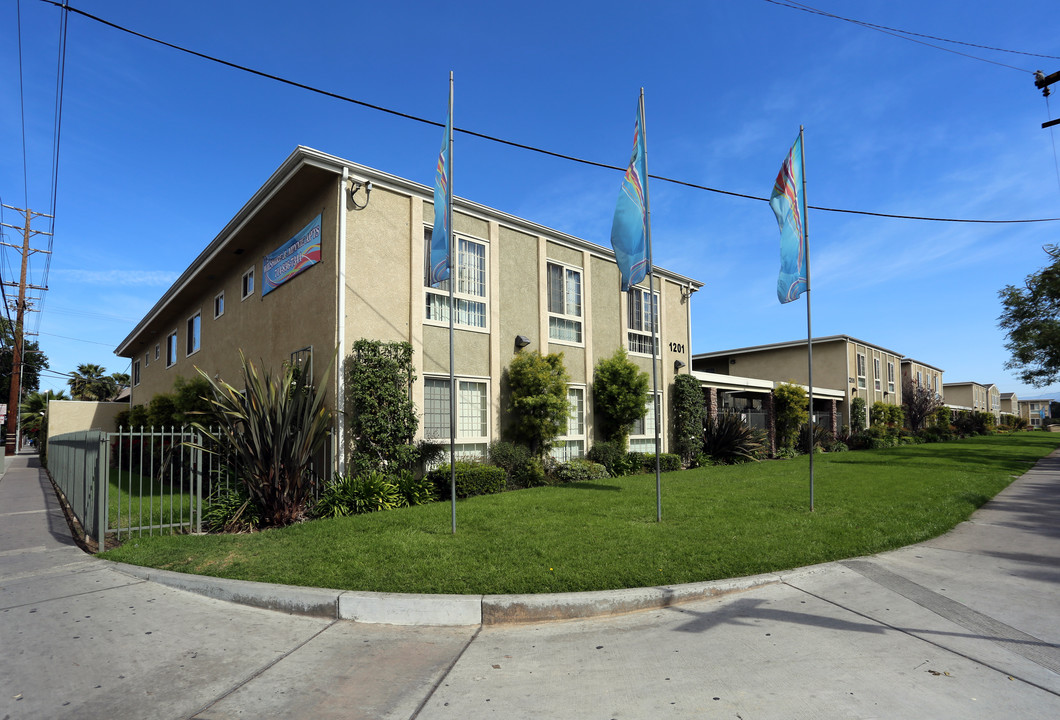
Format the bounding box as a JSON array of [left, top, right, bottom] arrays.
[[106, 560, 787, 626]]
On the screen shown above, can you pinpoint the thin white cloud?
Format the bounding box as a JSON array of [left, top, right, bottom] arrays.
[[51, 269, 178, 287]]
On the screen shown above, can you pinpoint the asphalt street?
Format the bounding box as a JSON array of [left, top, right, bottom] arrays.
[[2, 449, 1059, 719]]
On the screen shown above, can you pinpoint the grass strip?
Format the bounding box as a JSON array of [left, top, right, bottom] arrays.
[[98, 433, 1060, 595]]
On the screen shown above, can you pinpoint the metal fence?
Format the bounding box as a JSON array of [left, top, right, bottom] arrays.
[[47, 426, 332, 546]]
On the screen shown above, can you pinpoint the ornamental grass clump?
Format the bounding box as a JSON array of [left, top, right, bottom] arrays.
[[192, 351, 333, 528]]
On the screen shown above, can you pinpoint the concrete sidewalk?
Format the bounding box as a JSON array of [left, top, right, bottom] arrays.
[[3, 449, 1060, 719]]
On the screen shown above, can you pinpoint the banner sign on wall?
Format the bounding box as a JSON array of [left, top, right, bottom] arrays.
[[262, 214, 322, 296]]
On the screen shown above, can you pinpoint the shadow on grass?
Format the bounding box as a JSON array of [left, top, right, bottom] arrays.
[[562, 482, 623, 492]]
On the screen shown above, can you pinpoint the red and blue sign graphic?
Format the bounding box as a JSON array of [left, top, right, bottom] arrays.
[[262, 214, 322, 296]]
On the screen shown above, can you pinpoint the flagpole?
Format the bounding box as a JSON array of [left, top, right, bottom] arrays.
[[638, 88, 662, 523], [446, 72, 457, 534], [800, 125, 815, 512]]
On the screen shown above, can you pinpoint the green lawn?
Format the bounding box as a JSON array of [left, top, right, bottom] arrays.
[[98, 433, 1060, 595], [108, 468, 197, 535]]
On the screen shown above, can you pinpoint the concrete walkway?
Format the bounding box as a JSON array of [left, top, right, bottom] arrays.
[[2, 449, 1060, 718]]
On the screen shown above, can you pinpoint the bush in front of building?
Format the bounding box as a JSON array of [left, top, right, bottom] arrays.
[[773, 382, 808, 453], [587, 440, 636, 476], [702, 413, 764, 464], [850, 397, 867, 432], [671, 373, 705, 466], [202, 484, 262, 533], [429, 462, 506, 500], [592, 348, 650, 446], [549, 458, 609, 484], [115, 375, 213, 430], [345, 339, 418, 475], [191, 352, 333, 528], [506, 350, 571, 458]]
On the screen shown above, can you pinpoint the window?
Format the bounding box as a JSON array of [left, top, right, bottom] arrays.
[[873, 358, 881, 391], [856, 353, 866, 389], [551, 386, 586, 461], [423, 377, 489, 459], [155, 344, 160, 361], [144, 351, 149, 368], [628, 287, 658, 356], [917, 371, 923, 386], [133, 360, 141, 387], [186, 312, 201, 356], [547, 262, 582, 343], [629, 394, 659, 452], [887, 361, 895, 393], [241, 267, 255, 300], [423, 229, 487, 329], [166, 331, 178, 367], [291, 346, 313, 385], [214, 291, 225, 318]]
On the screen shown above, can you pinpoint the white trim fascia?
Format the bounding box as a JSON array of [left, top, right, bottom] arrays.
[[337, 168, 349, 477]]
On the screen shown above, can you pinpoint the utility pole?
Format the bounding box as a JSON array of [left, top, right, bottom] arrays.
[[1034, 70, 1060, 129], [1, 204, 51, 455]]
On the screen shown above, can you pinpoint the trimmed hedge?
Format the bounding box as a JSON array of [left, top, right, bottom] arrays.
[[428, 462, 506, 500]]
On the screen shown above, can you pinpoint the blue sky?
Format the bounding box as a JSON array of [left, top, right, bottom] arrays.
[[3, 0, 1060, 401]]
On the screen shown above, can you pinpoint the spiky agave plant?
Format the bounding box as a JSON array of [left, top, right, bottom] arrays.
[[703, 413, 764, 465], [191, 351, 332, 528]]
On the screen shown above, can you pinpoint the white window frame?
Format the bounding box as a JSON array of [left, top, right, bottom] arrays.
[[856, 352, 866, 389], [186, 311, 202, 357], [547, 261, 583, 345], [423, 228, 489, 332], [144, 351, 149, 368], [166, 331, 178, 368], [629, 392, 660, 453], [873, 358, 881, 391], [154, 344, 160, 361], [627, 287, 659, 357], [423, 375, 490, 460], [241, 267, 255, 300], [551, 385, 586, 461], [917, 371, 923, 386], [133, 360, 141, 387], [214, 291, 225, 319], [887, 361, 895, 393]]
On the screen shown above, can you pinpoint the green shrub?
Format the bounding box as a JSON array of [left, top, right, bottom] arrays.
[[314, 471, 401, 518], [627, 451, 652, 473], [659, 453, 682, 472], [850, 397, 866, 432], [694, 453, 717, 468], [827, 440, 849, 453], [512, 456, 548, 488], [774, 383, 808, 451], [775, 446, 801, 459], [671, 373, 706, 464], [203, 485, 261, 533], [703, 413, 764, 464], [487, 441, 540, 489], [393, 470, 435, 507], [587, 440, 636, 476], [549, 458, 609, 483], [799, 424, 834, 454], [429, 462, 506, 500]]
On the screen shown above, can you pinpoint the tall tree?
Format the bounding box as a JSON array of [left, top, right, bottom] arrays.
[[0, 318, 49, 400], [20, 389, 67, 445], [999, 245, 1060, 387], [67, 363, 121, 401], [902, 380, 942, 433]]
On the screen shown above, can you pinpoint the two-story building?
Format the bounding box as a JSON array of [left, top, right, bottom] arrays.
[[691, 335, 904, 431], [115, 146, 703, 471]]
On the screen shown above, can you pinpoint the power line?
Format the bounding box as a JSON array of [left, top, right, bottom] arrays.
[[38, 0, 1060, 225], [763, 0, 1053, 72]]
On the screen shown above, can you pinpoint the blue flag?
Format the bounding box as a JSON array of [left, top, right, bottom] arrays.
[[429, 97, 452, 287], [771, 134, 807, 304], [610, 101, 650, 292]]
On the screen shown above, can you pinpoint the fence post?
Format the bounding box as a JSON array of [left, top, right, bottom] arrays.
[[194, 430, 203, 534], [97, 432, 108, 550]]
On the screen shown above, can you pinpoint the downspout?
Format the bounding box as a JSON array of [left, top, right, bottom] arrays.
[[337, 167, 349, 476]]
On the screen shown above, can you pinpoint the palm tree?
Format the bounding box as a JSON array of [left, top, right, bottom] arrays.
[[68, 363, 116, 401], [20, 389, 67, 446]]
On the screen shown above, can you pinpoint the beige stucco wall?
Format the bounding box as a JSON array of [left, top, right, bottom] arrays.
[[129, 176, 340, 407], [47, 400, 127, 440]]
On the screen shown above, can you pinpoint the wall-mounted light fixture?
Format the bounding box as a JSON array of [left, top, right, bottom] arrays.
[[349, 179, 373, 210], [729, 358, 736, 365], [674, 360, 686, 372], [515, 335, 531, 349], [851, 386, 858, 395]]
